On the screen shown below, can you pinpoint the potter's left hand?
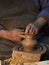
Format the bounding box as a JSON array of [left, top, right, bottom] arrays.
[[25, 23, 38, 35], [25, 17, 47, 35]]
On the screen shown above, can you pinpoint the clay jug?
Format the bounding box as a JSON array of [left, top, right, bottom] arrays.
[[21, 34, 37, 52]]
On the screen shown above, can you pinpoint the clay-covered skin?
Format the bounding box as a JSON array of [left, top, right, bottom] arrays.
[[21, 34, 37, 52]]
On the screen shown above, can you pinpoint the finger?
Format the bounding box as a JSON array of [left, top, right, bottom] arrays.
[[25, 25, 31, 34], [33, 27, 38, 35], [18, 34, 25, 38], [29, 26, 33, 34], [15, 29, 24, 32], [30, 31, 35, 35], [30, 30, 34, 35], [30, 29, 35, 35]]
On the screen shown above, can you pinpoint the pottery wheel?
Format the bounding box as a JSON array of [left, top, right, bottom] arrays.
[[13, 43, 48, 55]]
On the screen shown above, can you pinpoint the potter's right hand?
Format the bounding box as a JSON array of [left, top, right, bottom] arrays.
[[8, 29, 25, 41], [0, 29, 25, 42]]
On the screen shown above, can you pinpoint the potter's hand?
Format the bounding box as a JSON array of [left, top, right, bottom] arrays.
[[25, 17, 47, 35], [25, 23, 38, 35], [9, 29, 25, 41], [0, 29, 25, 41]]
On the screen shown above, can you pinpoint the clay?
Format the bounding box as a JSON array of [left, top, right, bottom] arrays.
[[21, 35, 37, 52]]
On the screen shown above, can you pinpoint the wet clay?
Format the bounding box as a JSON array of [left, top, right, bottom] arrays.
[[21, 35, 37, 52]]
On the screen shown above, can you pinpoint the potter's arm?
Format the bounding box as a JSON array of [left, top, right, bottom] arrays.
[[33, 17, 48, 30], [25, 0, 49, 35], [0, 29, 24, 41], [0, 30, 16, 41], [25, 17, 48, 35]]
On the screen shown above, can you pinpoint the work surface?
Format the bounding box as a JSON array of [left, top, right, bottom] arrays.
[[23, 60, 49, 65], [0, 60, 49, 65]]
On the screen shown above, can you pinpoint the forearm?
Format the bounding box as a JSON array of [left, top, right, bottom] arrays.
[[0, 29, 23, 41], [36, 0, 49, 30], [0, 30, 13, 40], [34, 17, 48, 30]]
